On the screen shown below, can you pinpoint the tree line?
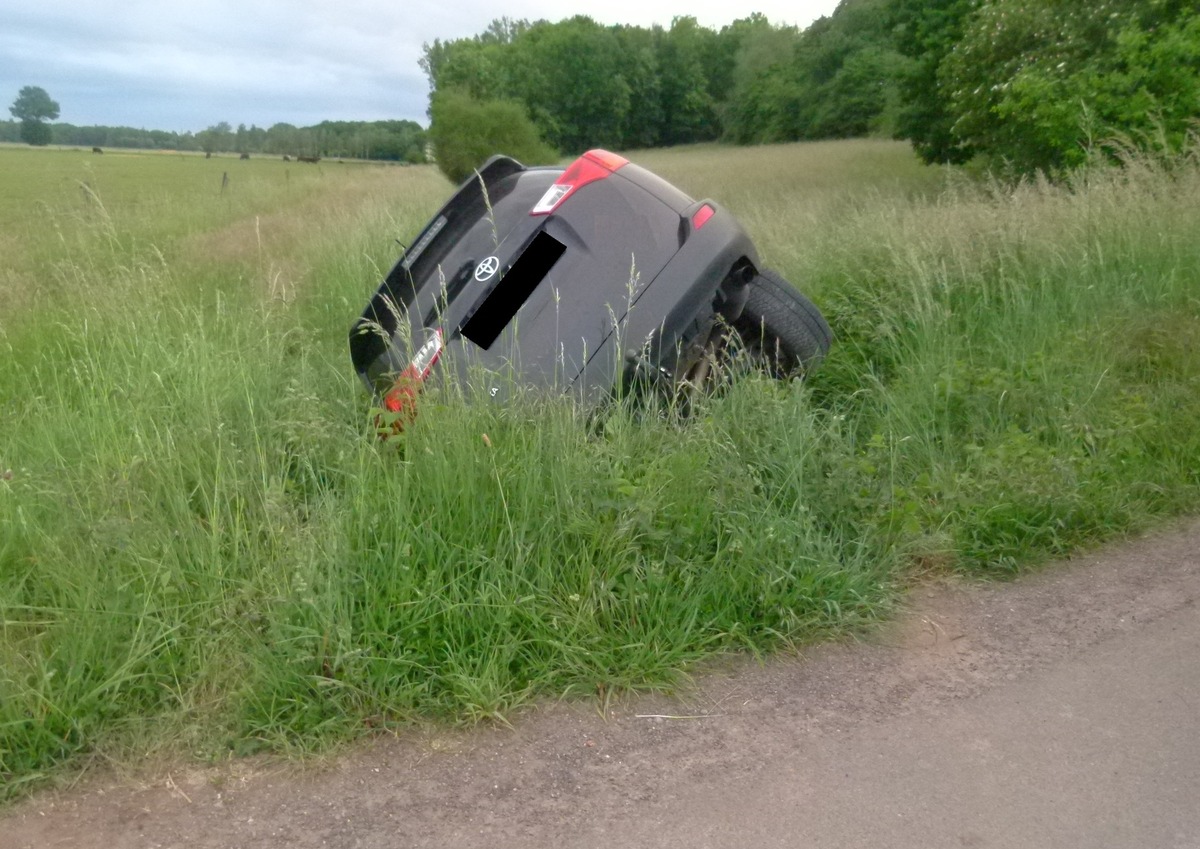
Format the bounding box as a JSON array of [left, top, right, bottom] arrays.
[[425, 0, 1199, 176], [7, 0, 1196, 175], [1, 102, 427, 163]]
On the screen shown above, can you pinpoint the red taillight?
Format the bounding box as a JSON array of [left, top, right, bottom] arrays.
[[381, 375, 418, 414], [584, 149, 630, 170], [691, 204, 715, 230], [531, 149, 629, 216], [379, 330, 443, 432]]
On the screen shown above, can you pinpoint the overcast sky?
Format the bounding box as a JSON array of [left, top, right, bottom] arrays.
[[1, 0, 842, 133]]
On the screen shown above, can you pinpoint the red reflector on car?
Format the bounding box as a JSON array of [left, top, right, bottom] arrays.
[[379, 330, 443, 431], [531, 149, 629, 216], [382, 375, 418, 414], [692, 204, 715, 230]]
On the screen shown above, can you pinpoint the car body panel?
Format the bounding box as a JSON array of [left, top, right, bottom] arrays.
[[350, 151, 760, 405]]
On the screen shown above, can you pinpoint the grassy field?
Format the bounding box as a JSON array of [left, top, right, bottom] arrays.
[[2, 138, 1198, 798]]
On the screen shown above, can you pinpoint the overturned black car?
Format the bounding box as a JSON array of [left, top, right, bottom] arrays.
[[350, 149, 831, 417]]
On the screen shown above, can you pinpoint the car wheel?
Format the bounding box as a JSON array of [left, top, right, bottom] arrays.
[[732, 269, 832, 377]]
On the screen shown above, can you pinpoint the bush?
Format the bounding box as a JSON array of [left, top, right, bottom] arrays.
[[940, 0, 1200, 174], [428, 89, 558, 184]]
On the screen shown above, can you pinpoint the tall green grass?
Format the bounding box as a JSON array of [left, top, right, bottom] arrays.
[[802, 144, 1200, 571], [2, 139, 1198, 798]]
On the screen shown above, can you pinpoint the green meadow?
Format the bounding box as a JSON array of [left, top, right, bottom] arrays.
[[2, 139, 1198, 798]]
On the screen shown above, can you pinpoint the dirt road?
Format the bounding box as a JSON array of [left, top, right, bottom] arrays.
[[4, 519, 1198, 849]]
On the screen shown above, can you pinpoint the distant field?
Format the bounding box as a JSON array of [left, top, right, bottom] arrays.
[[0, 145, 449, 322], [1, 145, 299, 231], [2, 138, 1198, 799]]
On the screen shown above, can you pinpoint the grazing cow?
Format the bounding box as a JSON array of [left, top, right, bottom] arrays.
[[92, 147, 103, 154], [282, 154, 291, 161], [205, 151, 212, 159], [240, 152, 250, 160]]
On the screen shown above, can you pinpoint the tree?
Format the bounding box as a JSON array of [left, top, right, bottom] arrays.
[[419, 18, 531, 105], [423, 16, 646, 152], [421, 7, 917, 154], [721, 1, 908, 144], [428, 89, 558, 183], [940, 0, 1200, 173], [613, 25, 665, 149], [9, 85, 59, 122], [9, 85, 60, 146], [511, 17, 632, 152], [656, 17, 720, 145], [720, 15, 800, 143], [888, 0, 976, 164], [811, 46, 911, 138], [265, 122, 301, 156], [782, 1, 909, 140], [196, 121, 233, 155]]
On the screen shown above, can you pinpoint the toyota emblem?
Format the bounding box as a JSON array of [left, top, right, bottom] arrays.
[[474, 256, 501, 282]]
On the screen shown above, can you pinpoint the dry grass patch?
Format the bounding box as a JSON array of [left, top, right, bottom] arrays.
[[176, 164, 449, 302]]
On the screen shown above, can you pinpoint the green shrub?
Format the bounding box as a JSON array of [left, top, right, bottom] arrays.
[[428, 89, 558, 184]]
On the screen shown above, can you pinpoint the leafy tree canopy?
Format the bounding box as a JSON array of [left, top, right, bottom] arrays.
[[887, 0, 977, 164], [420, 5, 903, 152], [941, 0, 1200, 172], [428, 89, 558, 183], [722, 0, 910, 144], [10, 85, 61, 146], [9, 85, 60, 123]]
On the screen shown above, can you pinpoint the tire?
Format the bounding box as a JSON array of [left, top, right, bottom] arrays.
[[732, 269, 832, 377]]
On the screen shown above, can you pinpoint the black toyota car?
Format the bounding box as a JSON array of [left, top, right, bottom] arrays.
[[350, 149, 831, 418]]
